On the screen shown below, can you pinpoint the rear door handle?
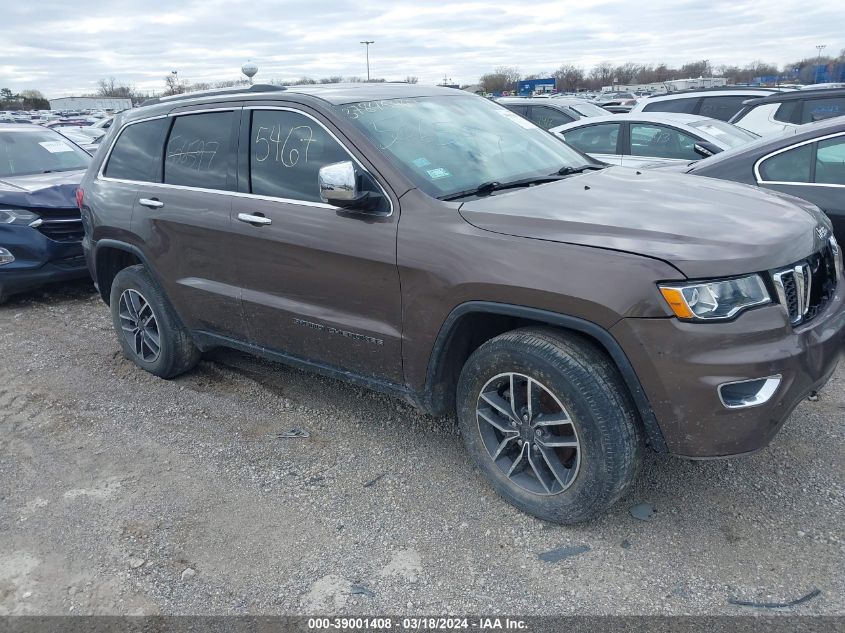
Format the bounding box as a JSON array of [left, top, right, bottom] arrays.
[[237, 213, 272, 226], [138, 198, 164, 209]]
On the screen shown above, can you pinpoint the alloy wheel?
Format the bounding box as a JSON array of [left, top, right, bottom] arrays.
[[118, 289, 161, 363], [476, 372, 580, 495]]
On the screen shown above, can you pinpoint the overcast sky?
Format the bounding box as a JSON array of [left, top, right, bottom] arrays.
[[3, 0, 843, 97]]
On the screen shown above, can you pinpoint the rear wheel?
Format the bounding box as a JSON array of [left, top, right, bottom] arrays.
[[110, 265, 199, 378], [456, 327, 643, 524]]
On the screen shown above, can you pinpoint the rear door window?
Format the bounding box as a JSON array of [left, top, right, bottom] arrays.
[[630, 124, 700, 160], [104, 118, 168, 182], [164, 111, 236, 190], [801, 97, 845, 123], [698, 96, 748, 121], [529, 106, 574, 130], [759, 144, 813, 183], [642, 97, 699, 114], [249, 109, 351, 203], [815, 136, 845, 185], [562, 123, 621, 154]]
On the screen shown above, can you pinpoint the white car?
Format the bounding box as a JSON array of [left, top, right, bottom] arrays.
[[729, 88, 845, 137], [630, 88, 778, 121], [549, 113, 758, 168]]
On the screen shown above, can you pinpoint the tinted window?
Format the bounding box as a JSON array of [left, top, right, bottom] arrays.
[[529, 106, 574, 130], [164, 111, 235, 190], [104, 118, 168, 182], [630, 124, 700, 160], [801, 97, 845, 123], [759, 144, 813, 182], [503, 104, 529, 117], [698, 96, 747, 121], [642, 97, 698, 114], [570, 102, 609, 117], [815, 136, 845, 185], [563, 123, 620, 154], [774, 101, 800, 123], [250, 109, 350, 202]]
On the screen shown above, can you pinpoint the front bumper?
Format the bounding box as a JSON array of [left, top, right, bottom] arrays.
[[0, 224, 89, 299], [612, 285, 845, 457]]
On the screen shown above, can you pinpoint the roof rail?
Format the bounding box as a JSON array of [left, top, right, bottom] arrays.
[[140, 84, 285, 107]]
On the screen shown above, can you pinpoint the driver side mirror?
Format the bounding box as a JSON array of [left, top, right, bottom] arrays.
[[318, 161, 381, 212], [693, 141, 721, 158]]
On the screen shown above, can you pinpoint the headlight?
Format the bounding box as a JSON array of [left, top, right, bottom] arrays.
[[0, 209, 40, 225], [659, 274, 770, 321]]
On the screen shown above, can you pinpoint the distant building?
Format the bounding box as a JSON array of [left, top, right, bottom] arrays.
[[602, 77, 728, 94], [518, 78, 555, 96], [48, 96, 132, 112]]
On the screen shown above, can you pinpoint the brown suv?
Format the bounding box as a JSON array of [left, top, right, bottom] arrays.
[[79, 84, 845, 523]]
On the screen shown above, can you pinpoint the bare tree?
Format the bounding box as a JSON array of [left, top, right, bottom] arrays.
[[97, 77, 135, 99], [319, 76, 344, 84], [163, 74, 186, 96], [404, 76, 419, 84], [554, 65, 584, 92]]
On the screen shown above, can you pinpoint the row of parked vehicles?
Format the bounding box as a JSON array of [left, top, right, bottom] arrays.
[[1, 82, 843, 524]]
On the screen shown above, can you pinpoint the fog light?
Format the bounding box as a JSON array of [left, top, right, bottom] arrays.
[[718, 375, 781, 409], [0, 247, 14, 265]]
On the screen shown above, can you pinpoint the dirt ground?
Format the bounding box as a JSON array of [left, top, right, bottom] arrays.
[[1, 280, 843, 616]]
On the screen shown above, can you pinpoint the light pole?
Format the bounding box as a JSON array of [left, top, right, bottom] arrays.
[[815, 44, 826, 84], [360, 40, 374, 81]]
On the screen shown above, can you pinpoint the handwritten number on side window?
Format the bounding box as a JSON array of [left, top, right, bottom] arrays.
[[254, 124, 315, 167]]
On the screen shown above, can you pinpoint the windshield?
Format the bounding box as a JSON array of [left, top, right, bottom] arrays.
[[570, 102, 610, 117], [688, 119, 758, 148], [336, 95, 591, 198], [0, 128, 90, 177]]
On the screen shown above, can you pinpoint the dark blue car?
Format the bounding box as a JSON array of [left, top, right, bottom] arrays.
[[0, 123, 91, 303]]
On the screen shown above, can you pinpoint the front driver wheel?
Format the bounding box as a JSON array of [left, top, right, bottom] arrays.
[[456, 327, 643, 524]]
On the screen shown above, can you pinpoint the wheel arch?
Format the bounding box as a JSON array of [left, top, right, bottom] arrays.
[[419, 301, 667, 453], [93, 239, 151, 305]]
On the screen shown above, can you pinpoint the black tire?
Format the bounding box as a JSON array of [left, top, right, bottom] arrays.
[[456, 327, 643, 524], [110, 264, 200, 379]]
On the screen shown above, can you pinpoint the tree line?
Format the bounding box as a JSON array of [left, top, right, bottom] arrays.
[[479, 51, 845, 93], [0, 88, 49, 110]]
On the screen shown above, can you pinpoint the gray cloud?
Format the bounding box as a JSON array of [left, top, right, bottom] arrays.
[[2, 0, 843, 96]]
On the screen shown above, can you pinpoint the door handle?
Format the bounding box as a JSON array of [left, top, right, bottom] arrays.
[[237, 213, 272, 226], [138, 198, 164, 209]]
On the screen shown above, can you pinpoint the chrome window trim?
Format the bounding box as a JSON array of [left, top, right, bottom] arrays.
[[243, 105, 394, 216], [754, 130, 845, 187], [96, 106, 394, 215]]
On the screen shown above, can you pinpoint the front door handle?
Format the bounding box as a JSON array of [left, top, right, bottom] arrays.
[[138, 198, 164, 209], [237, 213, 272, 226]]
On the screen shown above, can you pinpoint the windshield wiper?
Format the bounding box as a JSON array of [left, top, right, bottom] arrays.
[[439, 175, 564, 201], [554, 164, 606, 176]]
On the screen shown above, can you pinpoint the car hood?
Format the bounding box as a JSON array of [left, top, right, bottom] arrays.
[[0, 169, 85, 209], [458, 167, 830, 278]]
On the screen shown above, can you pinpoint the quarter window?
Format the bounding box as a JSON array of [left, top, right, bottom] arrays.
[[642, 98, 699, 114], [104, 118, 168, 182], [529, 106, 574, 130], [815, 136, 845, 185], [563, 123, 620, 155], [630, 124, 700, 160], [801, 97, 845, 124], [774, 101, 800, 124], [759, 144, 813, 183], [164, 111, 235, 190], [698, 96, 747, 121], [250, 110, 350, 202]]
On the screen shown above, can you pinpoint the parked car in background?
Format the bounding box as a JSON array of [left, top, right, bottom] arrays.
[[632, 87, 779, 121], [497, 97, 609, 129], [54, 126, 106, 153], [591, 92, 639, 113], [0, 124, 91, 304], [729, 88, 845, 137], [801, 83, 845, 90], [647, 117, 845, 246], [91, 116, 114, 131], [80, 84, 843, 524], [550, 113, 757, 167]]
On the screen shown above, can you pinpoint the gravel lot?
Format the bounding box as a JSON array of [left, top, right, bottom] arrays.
[[1, 280, 843, 616]]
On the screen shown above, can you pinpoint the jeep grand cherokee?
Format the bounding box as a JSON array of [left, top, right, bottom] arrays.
[[79, 84, 844, 523]]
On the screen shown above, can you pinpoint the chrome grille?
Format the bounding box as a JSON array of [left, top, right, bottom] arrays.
[[772, 239, 839, 326]]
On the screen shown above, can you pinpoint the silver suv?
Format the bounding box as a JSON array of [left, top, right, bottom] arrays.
[[631, 88, 779, 121]]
